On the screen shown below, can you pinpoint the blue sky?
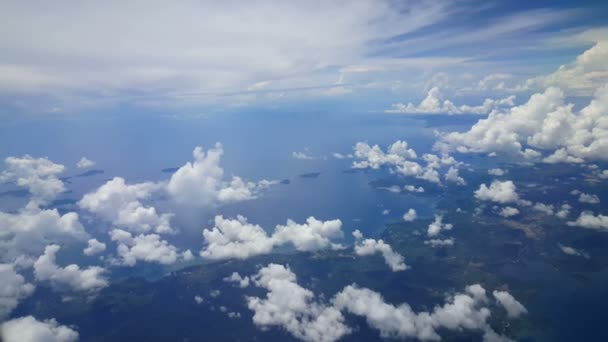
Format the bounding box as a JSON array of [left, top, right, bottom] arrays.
[[0, 0, 607, 118]]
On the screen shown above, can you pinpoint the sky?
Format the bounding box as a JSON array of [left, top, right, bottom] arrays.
[[1, 1, 608, 342], [1, 0, 607, 117]]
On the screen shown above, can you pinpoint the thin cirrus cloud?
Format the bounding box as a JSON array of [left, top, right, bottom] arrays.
[[0, 1, 602, 113]]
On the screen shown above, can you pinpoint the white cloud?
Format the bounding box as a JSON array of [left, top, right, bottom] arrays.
[[0, 204, 88, 264], [488, 168, 506, 176], [445, 166, 466, 185], [332, 153, 353, 159], [34, 244, 108, 292], [499, 206, 519, 218], [558, 244, 589, 258], [475, 180, 519, 204], [556, 204, 572, 219], [76, 157, 95, 169], [382, 209, 390, 215], [424, 238, 454, 247], [194, 295, 204, 304], [110, 229, 186, 266], [352, 141, 459, 184], [223, 272, 250, 288], [567, 211, 608, 231], [352, 230, 408, 271], [0, 316, 79, 342], [0, 264, 35, 319], [387, 86, 516, 115], [492, 291, 527, 318], [292, 151, 314, 160], [79, 177, 173, 234], [333, 283, 513, 341], [403, 209, 417, 222], [403, 185, 425, 192], [83, 239, 106, 256], [517, 41, 608, 96], [0, 155, 66, 204], [247, 264, 350, 342], [201, 215, 344, 260], [578, 193, 600, 204], [168, 145, 273, 207], [437, 81, 608, 163], [533, 203, 554, 215], [427, 215, 453, 237]]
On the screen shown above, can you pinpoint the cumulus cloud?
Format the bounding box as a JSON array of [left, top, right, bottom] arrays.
[[0, 264, 35, 319], [558, 244, 589, 258], [387, 86, 516, 115], [246, 264, 350, 342], [578, 193, 600, 204], [352, 230, 408, 271], [0, 155, 66, 204], [0, 203, 88, 264], [516, 41, 608, 96], [332, 153, 353, 159], [437, 82, 608, 163], [533, 202, 554, 215], [567, 211, 608, 231], [403, 185, 425, 192], [34, 245, 108, 292], [333, 283, 514, 341], [492, 291, 527, 318], [488, 168, 506, 176], [403, 209, 417, 222], [83, 239, 106, 256], [475, 180, 520, 204], [427, 215, 453, 237], [168, 144, 274, 207], [352, 141, 460, 184], [445, 166, 466, 185], [110, 229, 189, 266], [201, 215, 344, 260], [0, 315, 78, 342], [76, 157, 95, 169], [424, 238, 454, 247], [223, 272, 250, 288], [79, 177, 173, 234], [498, 207, 519, 218]]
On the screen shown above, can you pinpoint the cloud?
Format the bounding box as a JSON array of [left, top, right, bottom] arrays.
[[352, 230, 408, 271], [488, 168, 506, 176], [83, 238, 106, 256], [499, 206, 519, 218], [333, 283, 514, 341], [567, 211, 608, 231], [201, 215, 344, 260], [517, 42, 608, 96], [223, 272, 250, 288], [33, 244, 108, 292], [436, 81, 608, 163], [0, 315, 78, 342], [424, 238, 454, 247], [475, 180, 520, 204], [110, 229, 190, 266], [0, 263, 35, 319], [246, 264, 350, 342], [332, 153, 353, 159], [79, 177, 173, 234], [578, 193, 600, 204], [445, 166, 465, 185], [403, 185, 425, 193], [76, 157, 95, 169], [0, 203, 88, 264], [352, 141, 460, 184], [168, 144, 274, 207], [492, 291, 527, 318], [194, 295, 204, 304], [427, 215, 453, 237], [292, 151, 314, 160], [558, 244, 589, 258], [0, 155, 66, 204], [403, 209, 417, 222], [387, 86, 515, 115]]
